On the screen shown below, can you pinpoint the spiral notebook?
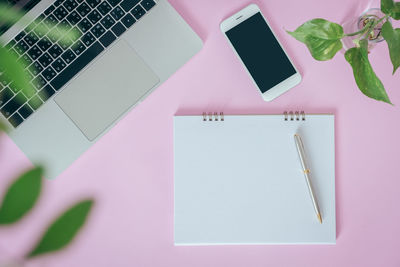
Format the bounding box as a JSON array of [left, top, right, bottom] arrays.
[[174, 111, 335, 245]]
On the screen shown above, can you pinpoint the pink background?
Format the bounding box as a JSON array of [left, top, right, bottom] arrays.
[[1, 0, 400, 266]]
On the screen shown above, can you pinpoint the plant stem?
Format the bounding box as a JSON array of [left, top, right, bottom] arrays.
[[343, 15, 389, 37], [344, 20, 374, 37]]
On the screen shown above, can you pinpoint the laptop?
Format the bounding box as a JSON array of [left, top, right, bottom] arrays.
[[0, 0, 202, 178]]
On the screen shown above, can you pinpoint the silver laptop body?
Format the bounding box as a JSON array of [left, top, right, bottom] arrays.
[[0, 0, 202, 178]]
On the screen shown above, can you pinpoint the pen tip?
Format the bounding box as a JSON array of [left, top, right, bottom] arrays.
[[317, 213, 322, 224]]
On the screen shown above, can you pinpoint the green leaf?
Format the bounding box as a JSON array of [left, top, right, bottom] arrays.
[[0, 3, 24, 26], [304, 35, 343, 61], [27, 199, 94, 258], [287, 18, 344, 42], [381, 0, 400, 20], [0, 3, 80, 44], [0, 167, 43, 224], [287, 19, 344, 60], [345, 40, 392, 104], [0, 45, 36, 101], [0, 120, 7, 132], [381, 21, 400, 74]]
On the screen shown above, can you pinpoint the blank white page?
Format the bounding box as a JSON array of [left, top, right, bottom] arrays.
[[174, 114, 335, 245]]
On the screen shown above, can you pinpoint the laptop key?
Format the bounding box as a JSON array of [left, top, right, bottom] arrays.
[[27, 21, 38, 31], [54, 6, 68, 21], [27, 45, 43, 60], [99, 31, 116, 47], [52, 58, 67, 72], [8, 49, 18, 60], [28, 95, 43, 110], [14, 41, 28, 55], [18, 104, 34, 119], [44, 15, 56, 28], [67, 11, 82, 25], [77, 3, 91, 17], [111, 22, 125, 37], [48, 44, 63, 59], [15, 32, 26, 42], [8, 113, 24, 128], [73, 41, 86, 55], [44, 4, 55, 15], [120, 0, 140, 12], [38, 53, 53, 68], [50, 42, 104, 91], [0, 73, 11, 87], [42, 66, 57, 81], [54, 0, 64, 7], [88, 9, 102, 24], [18, 54, 33, 68], [48, 27, 62, 43], [33, 75, 47, 90], [107, 0, 122, 6], [34, 23, 49, 38], [59, 20, 72, 31], [29, 61, 44, 76], [5, 40, 16, 51], [37, 37, 52, 51], [97, 1, 112, 15], [110, 6, 125, 20], [58, 35, 73, 50], [1, 92, 26, 118], [91, 23, 105, 38], [121, 13, 135, 28], [0, 87, 13, 108], [141, 0, 155, 11], [15, 40, 29, 52], [131, 5, 145, 20], [87, 0, 101, 9], [61, 49, 76, 64], [24, 33, 39, 46], [38, 85, 56, 101], [100, 15, 115, 29], [78, 18, 93, 32], [63, 0, 78, 12], [82, 32, 96, 46]]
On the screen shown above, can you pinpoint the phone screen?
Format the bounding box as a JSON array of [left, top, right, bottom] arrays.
[[225, 12, 296, 93]]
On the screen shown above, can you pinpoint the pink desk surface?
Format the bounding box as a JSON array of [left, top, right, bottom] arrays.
[[1, 0, 400, 266]]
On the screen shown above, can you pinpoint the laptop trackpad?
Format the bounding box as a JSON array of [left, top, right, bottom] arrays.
[[55, 40, 159, 141]]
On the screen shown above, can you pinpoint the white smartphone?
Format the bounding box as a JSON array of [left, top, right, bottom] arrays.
[[221, 4, 302, 101]]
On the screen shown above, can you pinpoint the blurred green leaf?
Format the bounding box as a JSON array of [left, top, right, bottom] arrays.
[[304, 35, 343, 61], [0, 3, 79, 41], [0, 167, 43, 224], [0, 3, 24, 26], [381, 0, 400, 20], [381, 21, 400, 74], [0, 45, 35, 101], [345, 39, 392, 104], [0, 3, 80, 104], [0, 120, 7, 132], [287, 19, 344, 61], [27, 199, 94, 258], [287, 18, 344, 42]]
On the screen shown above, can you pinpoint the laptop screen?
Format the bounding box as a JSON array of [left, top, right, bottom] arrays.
[[0, 0, 41, 35]]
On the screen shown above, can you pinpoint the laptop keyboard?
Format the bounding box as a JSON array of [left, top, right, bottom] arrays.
[[0, 0, 156, 128]]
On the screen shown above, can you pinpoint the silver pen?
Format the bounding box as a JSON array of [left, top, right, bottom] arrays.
[[294, 134, 322, 224]]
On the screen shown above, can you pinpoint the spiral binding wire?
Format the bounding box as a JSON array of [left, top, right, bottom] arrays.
[[202, 111, 304, 121], [284, 111, 305, 121], [202, 112, 224, 121]]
